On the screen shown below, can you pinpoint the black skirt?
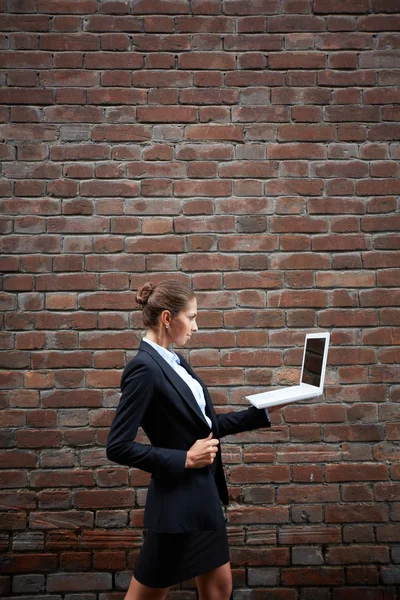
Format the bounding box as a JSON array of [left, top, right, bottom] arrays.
[[133, 523, 230, 588]]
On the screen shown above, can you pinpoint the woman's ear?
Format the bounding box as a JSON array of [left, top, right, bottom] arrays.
[[161, 309, 172, 329]]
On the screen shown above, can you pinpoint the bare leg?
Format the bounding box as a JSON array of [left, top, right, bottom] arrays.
[[124, 574, 170, 600], [195, 562, 232, 600]]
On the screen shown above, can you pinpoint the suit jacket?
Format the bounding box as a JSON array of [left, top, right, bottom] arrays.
[[106, 340, 271, 533]]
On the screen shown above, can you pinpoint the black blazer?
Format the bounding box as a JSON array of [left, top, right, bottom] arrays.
[[106, 340, 271, 533]]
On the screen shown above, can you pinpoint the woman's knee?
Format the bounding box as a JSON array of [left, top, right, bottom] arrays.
[[199, 582, 232, 600], [197, 562, 232, 600], [216, 571, 232, 597], [219, 574, 233, 599], [124, 575, 170, 600]]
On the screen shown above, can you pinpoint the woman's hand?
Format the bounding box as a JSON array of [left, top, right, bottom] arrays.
[[185, 432, 219, 469]]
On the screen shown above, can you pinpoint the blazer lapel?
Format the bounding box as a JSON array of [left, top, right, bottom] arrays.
[[139, 341, 211, 430], [174, 354, 219, 433]]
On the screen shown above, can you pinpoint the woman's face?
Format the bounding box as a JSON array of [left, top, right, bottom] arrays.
[[168, 297, 198, 347]]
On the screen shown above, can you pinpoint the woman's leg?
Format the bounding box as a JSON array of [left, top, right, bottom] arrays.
[[124, 575, 170, 600], [195, 561, 232, 600]]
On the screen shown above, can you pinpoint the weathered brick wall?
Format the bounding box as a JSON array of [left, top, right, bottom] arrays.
[[1, 0, 400, 598]]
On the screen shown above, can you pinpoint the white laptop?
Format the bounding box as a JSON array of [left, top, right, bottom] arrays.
[[245, 332, 330, 409]]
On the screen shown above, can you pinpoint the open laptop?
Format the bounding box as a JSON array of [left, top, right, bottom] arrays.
[[245, 332, 330, 409]]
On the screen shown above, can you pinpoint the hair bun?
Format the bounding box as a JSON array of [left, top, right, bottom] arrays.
[[136, 282, 154, 307]]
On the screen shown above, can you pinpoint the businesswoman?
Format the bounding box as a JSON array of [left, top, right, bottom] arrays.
[[106, 280, 272, 600]]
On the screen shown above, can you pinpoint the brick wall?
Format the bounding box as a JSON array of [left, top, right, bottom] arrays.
[[1, 0, 400, 598]]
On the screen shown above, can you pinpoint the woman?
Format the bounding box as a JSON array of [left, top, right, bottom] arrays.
[[106, 280, 273, 600]]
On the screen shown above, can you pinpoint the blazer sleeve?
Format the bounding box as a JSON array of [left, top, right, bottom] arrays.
[[217, 406, 271, 439], [106, 361, 187, 477]]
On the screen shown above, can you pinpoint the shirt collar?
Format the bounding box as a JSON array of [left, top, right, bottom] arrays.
[[142, 337, 180, 367]]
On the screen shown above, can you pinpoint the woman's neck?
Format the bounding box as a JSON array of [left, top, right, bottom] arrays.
[[145, 329, 170, 350]]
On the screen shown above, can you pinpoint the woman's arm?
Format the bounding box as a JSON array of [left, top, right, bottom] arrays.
[[217, 405, 271, 438], [106, 362, 187, 477]]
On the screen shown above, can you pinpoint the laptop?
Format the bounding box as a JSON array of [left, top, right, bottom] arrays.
[[245, 332, 330, 409]]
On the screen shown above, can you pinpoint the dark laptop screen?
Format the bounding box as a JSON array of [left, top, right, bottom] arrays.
[[301, 337, 326, 387]]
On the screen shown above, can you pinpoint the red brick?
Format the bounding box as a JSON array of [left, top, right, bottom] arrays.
[[221, 349, 282, 367], [51, 144, 109, 160], [315, 0, 369, 11], [185, 124, 243, 141], [46, 571, 112, 592], [268, 289, 327, 308], [317, 271, 375, 287], [93, 551, 126, 570], [176, 15, 234, 32], [96, 467, 129, 487], [73, 490, 135, 509], [278, 484, 340, 504], [133, 70, 191, 87], [223, 0, 279, 15], [324, 423, 385, 442], [370, 365, 400, 383], [60, 551, 92, 571], [176, 143, 233, 160], [342, 483, 373, 502], [85, 15, 142, 31], [39, 0, 98, 13], [292, 465, 324, 483], [178, 52, 235, 69], [0, 512, 26, 532], [30, 470, 94, 488], [175, 179, 232, 197], [0, 491, 35, 510], [126, 236, 184, 254], [228, 465, 290, 483], [143, 145, 173, 160], [17, 430, 62, 448], [86, 370, 121, 388], [30, 511, 94, 529], [81, 529, 142, 549], [374, 482, 400, 501], [175, 216, 235, 233], [192, 273, 223, 290], [41, 389, 101, 408], [144, 16, 175, 32], [137, 106, 196, 123], [0, 470, 28, 488], [326, 505, 388, 523], [187, 161, 218, 178], [219, 160, 278, 178], [279, 526, 341, 545], [376, 525, 400, 542], [0, 450, 36, 468], [27, 409, 57, 429], [281, 567, 345, 586], [0, 553, 57, 573], [36, 274, 97, 291], [91, 124, 150, 141], [327, 463, 388, 482]]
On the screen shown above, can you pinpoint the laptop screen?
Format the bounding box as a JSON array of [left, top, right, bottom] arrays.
[[301, 337, 326, 387]]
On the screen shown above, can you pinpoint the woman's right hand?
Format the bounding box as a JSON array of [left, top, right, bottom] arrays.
[[185, 432, 219, 468]]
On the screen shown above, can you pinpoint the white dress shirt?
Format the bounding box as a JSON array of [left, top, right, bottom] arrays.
[[143, 337, 212, 428]]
